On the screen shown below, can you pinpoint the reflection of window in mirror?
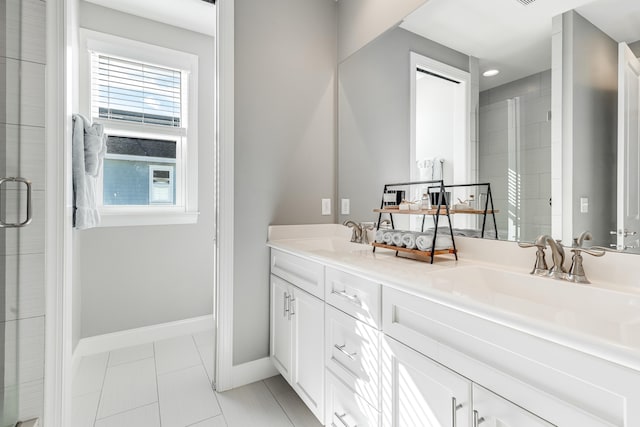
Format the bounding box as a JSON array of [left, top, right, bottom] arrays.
[[410, 52, 471, 229]]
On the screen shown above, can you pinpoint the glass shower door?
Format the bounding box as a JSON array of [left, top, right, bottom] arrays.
[[1, 0, 47, 425]]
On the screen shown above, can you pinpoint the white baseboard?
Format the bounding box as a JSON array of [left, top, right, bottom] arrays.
[[231, 357, 278, 389], [73, 315, 214, 359]]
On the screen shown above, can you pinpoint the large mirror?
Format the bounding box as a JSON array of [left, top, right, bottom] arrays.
[[338, 0, 640, 252]]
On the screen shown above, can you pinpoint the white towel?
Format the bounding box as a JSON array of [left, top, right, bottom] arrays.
[[72, 114, 107, 230], [382, 231, 394, 245], [402, 232, 417, 249], [416, 234, 435, 252], [392, 232, 404, 247], [416, 234, 453, 252], [375, 229, 386, 243]]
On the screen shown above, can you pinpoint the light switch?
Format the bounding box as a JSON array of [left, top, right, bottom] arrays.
[[580, 197, 589, 213], [341, 198, 350, 215], [322, 198, 331, 216]]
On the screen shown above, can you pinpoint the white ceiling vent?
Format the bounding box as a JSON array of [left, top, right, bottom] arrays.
[[515, 0, 537, 5]]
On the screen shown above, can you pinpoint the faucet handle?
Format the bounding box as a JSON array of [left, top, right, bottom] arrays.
[[579, 247, 606, 257], [567, 246, 605, 284], [518, 241, 548, 276], [518, 241, 544, 249], [343, 220, 362, 243], [359, 222, 375, 245]]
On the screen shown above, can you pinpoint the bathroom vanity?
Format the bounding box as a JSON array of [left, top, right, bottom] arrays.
[[268, 224, 640, 427]]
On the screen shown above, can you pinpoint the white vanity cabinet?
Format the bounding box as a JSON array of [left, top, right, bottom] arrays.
[[472, 385, 554, 427], [383, 336, 472, 427], [382, 286, 619, 427], [383, 334, 555, 427], [270, 250, 326, 424], [269, 240, 636, 427]]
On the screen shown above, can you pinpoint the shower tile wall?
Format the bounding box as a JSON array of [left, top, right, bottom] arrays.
[[479, 70, 552, 241], [0, 0, 47, 424]]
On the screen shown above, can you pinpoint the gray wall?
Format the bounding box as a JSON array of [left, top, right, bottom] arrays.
[[629, 40, 640, 57], [76, 2, 216, 338], [338, 27, 469, 223], [562, 11, 617, 246], [234, 0, 337, 365], [479, 70, 552, 241], [337, 0, 426, 62]]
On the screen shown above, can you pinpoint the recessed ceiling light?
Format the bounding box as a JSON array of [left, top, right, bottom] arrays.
[[483, 69, 500, 77]]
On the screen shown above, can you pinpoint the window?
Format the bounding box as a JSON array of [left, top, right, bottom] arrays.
[[80, 30, 199, 226]]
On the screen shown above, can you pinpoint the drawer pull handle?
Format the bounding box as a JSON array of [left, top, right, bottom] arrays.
[[473, 410, 485, 427], [284, 293, 290, 317], [334, 344, 357, 360], [335, 412, 356, 427], [452, 397, 463, 427], [331, 290, 361, 306], [288, 298, 296, 320]]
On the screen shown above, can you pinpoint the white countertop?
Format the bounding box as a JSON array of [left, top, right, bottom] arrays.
[[267, 224, 640, 373]]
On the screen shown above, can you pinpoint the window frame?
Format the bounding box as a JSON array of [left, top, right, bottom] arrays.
[[79, 29, 199, 227]]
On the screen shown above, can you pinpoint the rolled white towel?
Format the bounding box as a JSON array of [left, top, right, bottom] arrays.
[[382, 231, 394, 245], [436, 234, 453, 249], [392, 231, 404, 247], [402, 232, 417, 249], [416, 234, 453, 252], [375, 229, 386, 243], [416, 234, 435, 252]]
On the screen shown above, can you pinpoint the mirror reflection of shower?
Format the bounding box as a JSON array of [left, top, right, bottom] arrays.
[[479, 72, 552, 242]]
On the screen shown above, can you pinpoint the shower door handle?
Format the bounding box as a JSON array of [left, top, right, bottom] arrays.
[[0, 177, 33, 228]]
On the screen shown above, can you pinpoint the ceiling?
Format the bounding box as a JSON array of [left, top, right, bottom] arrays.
[[85, 0, 216, 37], [400, 0, 637, 90]]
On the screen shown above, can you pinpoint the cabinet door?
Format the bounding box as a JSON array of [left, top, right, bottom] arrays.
[[270, 275, 292, 380], [383, 337, 472, 427], [291, 286, 325, 423], [472, 385, 555, 427]]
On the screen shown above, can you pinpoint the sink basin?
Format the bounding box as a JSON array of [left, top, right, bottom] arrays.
[[282, 237, 372, 254], [424, 265, 640, 348]]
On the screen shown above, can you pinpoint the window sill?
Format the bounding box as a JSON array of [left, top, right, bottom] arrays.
[[98, 209, 199, 227]]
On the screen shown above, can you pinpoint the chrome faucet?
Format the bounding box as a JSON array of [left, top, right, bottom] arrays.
[[536, 235, 566, 279], [343, 220, 362, 243], [359, 222, 376, 244], [566, 231, 605, 284], [520, 232, 606, 284]]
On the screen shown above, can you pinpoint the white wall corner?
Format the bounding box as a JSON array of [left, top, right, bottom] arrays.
[[215, 0, 235, 392]]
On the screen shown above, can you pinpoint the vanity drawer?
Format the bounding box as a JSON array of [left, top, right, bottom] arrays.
[[271, 249, 324, 299], [325, 267, 381, 328], [325, 370, 380, 427], [325, 305, 380, 409]]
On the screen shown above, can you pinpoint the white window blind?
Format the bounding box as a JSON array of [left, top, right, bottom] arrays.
[[91, 53, 183, 127]]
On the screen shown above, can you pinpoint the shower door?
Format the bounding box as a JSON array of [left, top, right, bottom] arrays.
[[479, 94, 552, 242], [1, 0, 47, 425]]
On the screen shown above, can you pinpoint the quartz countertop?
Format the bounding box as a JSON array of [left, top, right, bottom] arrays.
[[267, 224, 640, 372]]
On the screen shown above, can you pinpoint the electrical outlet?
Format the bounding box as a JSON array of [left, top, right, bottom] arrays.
[[580, 197, 589, 213], [322, 198, 331, 216], [341, 198, 350, 215]]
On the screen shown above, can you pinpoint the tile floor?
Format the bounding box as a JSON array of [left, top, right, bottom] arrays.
[[71, 331, 321, 427]]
